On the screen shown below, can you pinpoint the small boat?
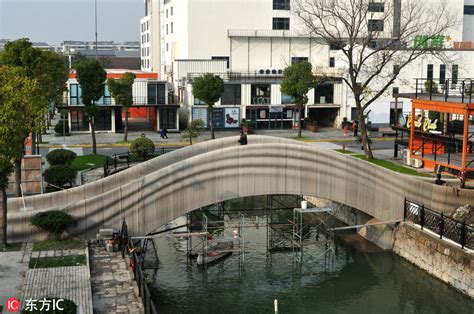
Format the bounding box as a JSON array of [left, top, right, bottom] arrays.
[[197, 240, 234, 265]]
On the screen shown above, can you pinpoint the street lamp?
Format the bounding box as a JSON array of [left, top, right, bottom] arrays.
[[95, 0, 98, 59]]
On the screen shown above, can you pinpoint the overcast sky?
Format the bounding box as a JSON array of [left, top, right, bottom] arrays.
[[0, 0, 143, 44]]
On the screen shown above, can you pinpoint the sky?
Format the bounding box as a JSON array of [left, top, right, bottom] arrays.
[[0, 0, 143, 44]]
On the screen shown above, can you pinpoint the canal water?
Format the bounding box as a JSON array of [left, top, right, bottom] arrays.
[[147, 197, 473, 314]]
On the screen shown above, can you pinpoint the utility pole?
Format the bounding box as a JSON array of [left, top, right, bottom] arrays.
[[95, 0, 98, 60]]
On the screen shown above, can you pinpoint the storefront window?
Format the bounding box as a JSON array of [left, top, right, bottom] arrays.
[[70, 110, 89, 131], [95, 110, 112, 131]]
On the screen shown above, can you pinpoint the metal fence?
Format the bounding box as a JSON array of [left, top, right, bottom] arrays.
[[119, 219, 158, 314], [404, 199, 473, 250], [104, 146, 184, 177]]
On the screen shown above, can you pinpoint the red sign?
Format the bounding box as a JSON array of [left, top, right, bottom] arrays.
[[454, 41, 473, 49]]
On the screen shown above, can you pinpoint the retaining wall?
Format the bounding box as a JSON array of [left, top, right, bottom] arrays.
[[393, 222, 474, 298]]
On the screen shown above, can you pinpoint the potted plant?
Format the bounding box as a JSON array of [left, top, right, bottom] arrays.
[[304, 118, 319, 132], [241, 119, 254, 134]]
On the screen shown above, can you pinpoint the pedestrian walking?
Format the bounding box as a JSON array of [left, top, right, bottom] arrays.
[[159, 129, 164, 139], [343, 124, 349, 138], [238, 130, 248, 145], [352, 120, 358, 137], [163, 127, 168, 139]]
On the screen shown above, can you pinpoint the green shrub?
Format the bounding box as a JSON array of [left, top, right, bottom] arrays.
[[30, 210, 77, 239], [44, 165, 77, 188], [130, 137, 155, 160], [46, 149, 77, 165], [21, 298, 77, 313], [54, 119, 69, 135], [424, 80, 438, 93]]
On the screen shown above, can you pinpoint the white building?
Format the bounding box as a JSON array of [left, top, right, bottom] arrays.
[[140, 0, 474, 128]]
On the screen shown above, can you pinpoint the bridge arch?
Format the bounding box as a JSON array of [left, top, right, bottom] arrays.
[[7, 137, 474, 241]]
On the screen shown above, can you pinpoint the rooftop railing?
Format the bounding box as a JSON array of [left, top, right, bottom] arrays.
[[399, 78, 474, 104]]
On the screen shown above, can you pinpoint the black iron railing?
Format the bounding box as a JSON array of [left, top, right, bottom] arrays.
[[120, 219, 158, 314], [104, 146, 184, 177], [404, 199, 473, 250], [411, 78, 474, 103]]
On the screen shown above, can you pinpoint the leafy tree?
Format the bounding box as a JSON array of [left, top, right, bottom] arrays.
[[294, 0, 456, 159], [0, 66, 42, 246], [280, 61, 321, 138], [75, 60, 107, 155], [0, 39, 68, 196], [192, 73, 224, 140], [182, 119, 204, 145], [108, 72, 136, 142]]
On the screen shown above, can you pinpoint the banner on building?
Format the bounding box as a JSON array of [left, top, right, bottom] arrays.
[[212, 108, 225, 128], [224, 108, 240, 128], [192, 107, 208, 128]]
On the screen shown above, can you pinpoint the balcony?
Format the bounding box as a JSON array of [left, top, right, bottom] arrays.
[[228, 29, 311, 38], [66, 96, 168, 107], [398, 78, 474, 104]]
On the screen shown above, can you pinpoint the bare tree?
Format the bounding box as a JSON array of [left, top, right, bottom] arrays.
[[293, 0, 458, 159]]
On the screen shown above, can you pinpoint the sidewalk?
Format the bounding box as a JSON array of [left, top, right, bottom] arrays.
[[42, 127, 393, 147]]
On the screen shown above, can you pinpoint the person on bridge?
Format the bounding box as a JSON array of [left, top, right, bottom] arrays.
[[238, 130, 248, 145]]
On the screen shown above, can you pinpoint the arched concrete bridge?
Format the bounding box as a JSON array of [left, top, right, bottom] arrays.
[[7, 136, 474, 242]]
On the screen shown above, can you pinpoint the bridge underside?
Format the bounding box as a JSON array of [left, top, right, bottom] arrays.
[[7, 136, 474, 242]]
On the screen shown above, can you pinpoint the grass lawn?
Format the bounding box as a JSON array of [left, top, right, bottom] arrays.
[[71, 155, 111, 171], [2, 242, 23, 252], [33, 239, 84, 251], [29, 255, 87, 268], [351, 154, 432, 177], [335, 149, 355, 154]]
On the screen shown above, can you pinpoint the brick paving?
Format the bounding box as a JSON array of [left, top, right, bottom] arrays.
[[22, 266, 93, 314], [89, 243, 144, 314]]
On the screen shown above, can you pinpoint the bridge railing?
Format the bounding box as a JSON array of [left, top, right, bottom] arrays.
[[120, 219, 158, 314], [404, 199, 473, 250], [104, 146, 184, 177]]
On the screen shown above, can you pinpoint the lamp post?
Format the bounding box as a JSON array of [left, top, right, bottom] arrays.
[[95, 0, 98, 60]]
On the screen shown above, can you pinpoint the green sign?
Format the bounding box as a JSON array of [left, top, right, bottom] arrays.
[[413, 35, 445, 49]]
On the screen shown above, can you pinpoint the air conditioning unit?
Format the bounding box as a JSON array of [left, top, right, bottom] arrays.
[[403, 149, 411, 165], [411, 158, 423, 168]]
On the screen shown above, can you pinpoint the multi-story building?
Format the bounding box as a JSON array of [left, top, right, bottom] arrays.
[[140, 0, 474, 128], [61, 69, 179, 133], [140, 0, 162, 73]]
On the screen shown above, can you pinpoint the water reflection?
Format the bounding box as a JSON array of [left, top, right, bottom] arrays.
[[149, 197, 473, 314]]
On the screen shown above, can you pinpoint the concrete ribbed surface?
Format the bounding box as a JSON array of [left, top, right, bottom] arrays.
[[7, 136, 474, 242]]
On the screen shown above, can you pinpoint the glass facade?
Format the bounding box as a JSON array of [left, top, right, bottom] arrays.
[[315, 83, 334, 104]]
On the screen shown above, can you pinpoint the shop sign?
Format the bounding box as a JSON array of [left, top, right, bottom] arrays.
[[454, 41, 473, 49], [269, 106, 284, 113], [405, 115, 438, 132], [224, 108, 240, 128], [413, 35, 449, 49]]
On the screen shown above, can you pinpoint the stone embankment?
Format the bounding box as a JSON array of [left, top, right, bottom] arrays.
[[393, 222, 473, 298]]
